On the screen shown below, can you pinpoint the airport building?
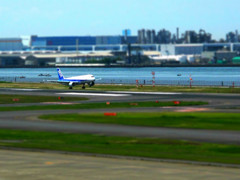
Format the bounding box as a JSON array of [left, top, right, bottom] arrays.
[[0, 38, 23, 51], [1, 34, 240, 66], [30, 35, 138, 52], [31, 36, 96, 46], [30, 35, 137, 46], [160, 44, 203, 56], [203, 43, 240, 52], [28, 35, 240, 56]]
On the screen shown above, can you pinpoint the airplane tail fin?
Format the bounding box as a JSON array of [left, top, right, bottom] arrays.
[[57, 68, 64, 80]]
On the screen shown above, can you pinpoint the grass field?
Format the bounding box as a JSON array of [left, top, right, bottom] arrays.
[[0, 94, 88, 104], [0, 82, 239, 93], [40, 112, 240, 131], [0, 101, 207, 111], [0, 129, 240, 165]]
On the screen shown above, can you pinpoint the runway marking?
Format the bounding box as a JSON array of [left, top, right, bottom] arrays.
[[108, 91, 181, 95], [45, 161, 54, 165], [56, 93, 131, 97], [10, 89, 38, 91], [175, 107, 210, 112], [42, 102, 76, 105]]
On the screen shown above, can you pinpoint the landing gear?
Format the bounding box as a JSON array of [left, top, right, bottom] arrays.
[[82, 84, 86, 89], [68, 82, 74, 90], [88, 81, 95, 87]]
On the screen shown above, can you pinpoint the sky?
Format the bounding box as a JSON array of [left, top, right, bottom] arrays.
[[0, 0, 240, 40]]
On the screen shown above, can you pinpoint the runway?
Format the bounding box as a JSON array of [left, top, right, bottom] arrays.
[[1, 88, 240, 178], [1, 87, 240, 110], [1, 111, 240, 144], [0, 88, 240, 145]]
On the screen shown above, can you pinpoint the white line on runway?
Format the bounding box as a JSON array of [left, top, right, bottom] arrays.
[[10, 89, 39, 91], [56, 93, 131, 97], [107, 91, 181, 95]]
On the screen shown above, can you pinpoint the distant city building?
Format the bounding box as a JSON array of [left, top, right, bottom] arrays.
[[146, 30, 156, 44], [184, 31, 198, 43], [122, 29, 131, 44], [172, 34, 177, 44], [156, 29, 171, 44], [182, 30, 212, 44], [137, 29, 146, 44], [138, 28, 172, 44], [137, 29, 157, 44], [198, 29, 212, 43], [122, 29, 131, 36], [0, 38, 23, 51], [226, 32, 236, 43], [226, 31, 239, 43], [176, 27, 179, 41], [236, 30, 239, 42]]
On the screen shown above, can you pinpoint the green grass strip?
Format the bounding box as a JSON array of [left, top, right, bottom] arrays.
[[0, 129, 240, 165], [91, 85, 240, 94], [0, 101, 207, 111], [40, 112, 240, 131], [0, 94, 88, 104], [0, 83, 240, 93]]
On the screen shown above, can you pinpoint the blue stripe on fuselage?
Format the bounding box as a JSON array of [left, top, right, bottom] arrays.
[[58, 79, 89, 83]]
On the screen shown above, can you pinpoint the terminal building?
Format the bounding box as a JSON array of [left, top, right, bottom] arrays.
[[1, 35, 240, 66], [160, 44, 203, 56], [29, 35, 240, 55], [30, 35, 138, 51], [0, 38, 23, 51], [28, 35, 240, 56]]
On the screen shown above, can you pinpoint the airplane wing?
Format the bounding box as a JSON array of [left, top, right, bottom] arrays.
[[47, 80, 73, 85], [47, 80, 66, 84]]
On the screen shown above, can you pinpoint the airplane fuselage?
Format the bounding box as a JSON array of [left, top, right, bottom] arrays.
[[60, 75, 95, 83]]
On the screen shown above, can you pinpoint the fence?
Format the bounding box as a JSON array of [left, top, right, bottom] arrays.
[[97, 79, 240, 87], [0, 76, 239, 87]]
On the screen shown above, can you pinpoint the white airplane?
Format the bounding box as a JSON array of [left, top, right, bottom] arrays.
[[54, 68, 95, 89]]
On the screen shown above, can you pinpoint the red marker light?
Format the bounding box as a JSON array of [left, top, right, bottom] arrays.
[[173, 101, 180, 105], [104, 112, 117, 116]]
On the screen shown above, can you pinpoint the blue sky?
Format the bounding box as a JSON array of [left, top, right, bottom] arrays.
[[0, 0, 239, 40]]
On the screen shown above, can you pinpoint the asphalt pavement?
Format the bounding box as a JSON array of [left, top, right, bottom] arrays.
[[0, 88, 240, 144], [1, 88, 240, 178]]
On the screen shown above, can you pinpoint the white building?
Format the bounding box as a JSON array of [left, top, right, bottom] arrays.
[[161, 44, 203, 56]]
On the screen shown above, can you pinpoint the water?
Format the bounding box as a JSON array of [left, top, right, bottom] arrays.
[[0, 67, 240, 87]]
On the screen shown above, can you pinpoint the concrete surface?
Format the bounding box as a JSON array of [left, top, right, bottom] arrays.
[[0, 149, 239, 180]]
